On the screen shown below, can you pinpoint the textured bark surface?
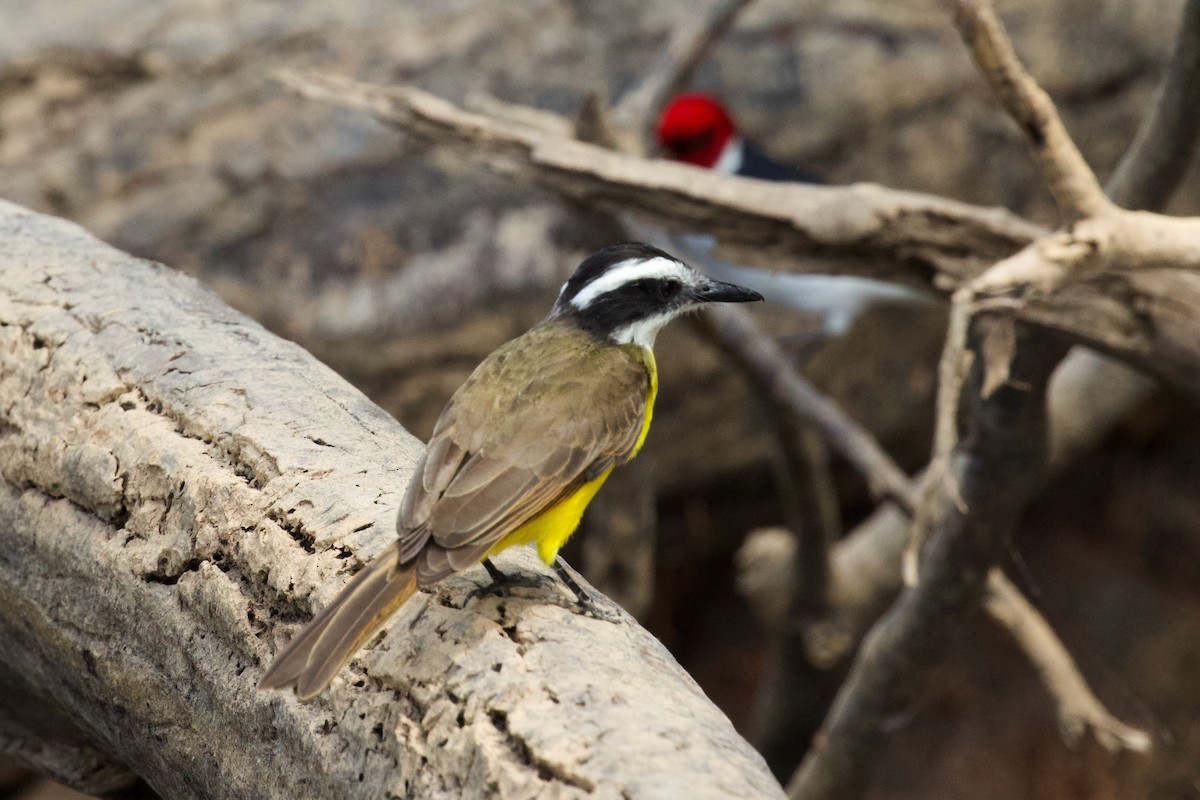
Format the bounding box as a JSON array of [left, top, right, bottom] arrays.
[[0, 199, 784, 800]]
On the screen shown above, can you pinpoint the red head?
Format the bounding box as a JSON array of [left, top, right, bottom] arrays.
[[655, 93, 737, 169]]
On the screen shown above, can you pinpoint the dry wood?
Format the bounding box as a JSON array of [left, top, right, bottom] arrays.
[[0, 200, 785, 800], [781, 2, 1163, 794], [279, 70, 1200, 400], [815, 0, 1200, 705], [741, 523, 1154, 763], [274, 30, 1188, 793], [276, 70, 1045, 290], [274, 64, 1171, 782]]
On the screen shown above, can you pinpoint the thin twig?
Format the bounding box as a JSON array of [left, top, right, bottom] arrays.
[[933, 290, 976, 465], [903, 288, 973, 585], [694, 305, 917, 513], [953, 0, 1111, 221], [984, 570, 1152, 753]]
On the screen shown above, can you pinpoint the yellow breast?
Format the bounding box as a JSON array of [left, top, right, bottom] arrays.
[[630, 347, 658, 458], [486, 346, 658, 566]]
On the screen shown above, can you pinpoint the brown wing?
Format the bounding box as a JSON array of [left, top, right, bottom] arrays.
[[396, 322, 649, 586]]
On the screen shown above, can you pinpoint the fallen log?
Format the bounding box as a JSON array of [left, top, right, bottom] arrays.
[[0, 200, 783, 800]]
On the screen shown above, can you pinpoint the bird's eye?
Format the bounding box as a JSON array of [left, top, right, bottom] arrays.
[[656, 280, 681, 302]]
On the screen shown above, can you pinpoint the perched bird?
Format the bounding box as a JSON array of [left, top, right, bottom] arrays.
[[655, 93, 928, 335], [259, 243, 762, 700]]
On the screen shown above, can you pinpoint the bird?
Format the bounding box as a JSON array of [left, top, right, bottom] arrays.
[[258, 242, 763, 700], [654, 93, 928, 335]]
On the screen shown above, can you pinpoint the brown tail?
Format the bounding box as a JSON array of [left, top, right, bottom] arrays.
[[258, 541, 418, 701]]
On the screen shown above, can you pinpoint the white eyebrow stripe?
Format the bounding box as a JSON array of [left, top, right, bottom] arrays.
[[569, 257, 692, 309]]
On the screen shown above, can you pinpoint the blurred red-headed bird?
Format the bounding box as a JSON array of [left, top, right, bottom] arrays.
[[654, 93, 927, 335]]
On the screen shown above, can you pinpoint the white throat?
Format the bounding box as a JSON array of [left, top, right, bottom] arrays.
[[611, 311, 681, 350], [713, 136, 745, 174]]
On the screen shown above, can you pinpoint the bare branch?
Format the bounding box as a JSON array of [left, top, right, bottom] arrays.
[[784, 0, 1182, 775], [983, 571, 1152, 753], [277, 70, 1045, 291], [743, 504, 1156, 768], [760, 0, 1199, 771], [1041, 0, 1200, 496], [693, 305, 917, 513], [961, 0, 1200, 514], [903, 290, 973, 585], [464, 92, 575, 138], [1036, 0, 1200, 544], [796, 343, 1156, 763], [823, 348, 1152, 647], [953, 0, 1111, 221], [1107, 0, 1200, 211], [791, 3, 1169, 780], [970, 217, 1200, 398], [278, 72, 1200, 397], [612, 0, 758, 135]]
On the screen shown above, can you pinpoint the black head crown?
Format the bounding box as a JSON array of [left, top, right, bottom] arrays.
[[550, 242, 762, 346]]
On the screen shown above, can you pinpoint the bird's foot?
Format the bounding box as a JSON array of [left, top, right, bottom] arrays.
[[553, 557, 622, 623], [472, 558, 553, 601], [472, 558, 621, 622]]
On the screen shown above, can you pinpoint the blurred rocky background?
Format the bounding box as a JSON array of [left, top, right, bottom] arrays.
[[1, 0, 1198, 797]]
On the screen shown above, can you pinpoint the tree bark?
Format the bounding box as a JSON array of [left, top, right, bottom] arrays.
[[0, 199, 784, 800]]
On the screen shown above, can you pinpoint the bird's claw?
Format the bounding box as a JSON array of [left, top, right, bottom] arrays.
[[472, 560, 553, 601]]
